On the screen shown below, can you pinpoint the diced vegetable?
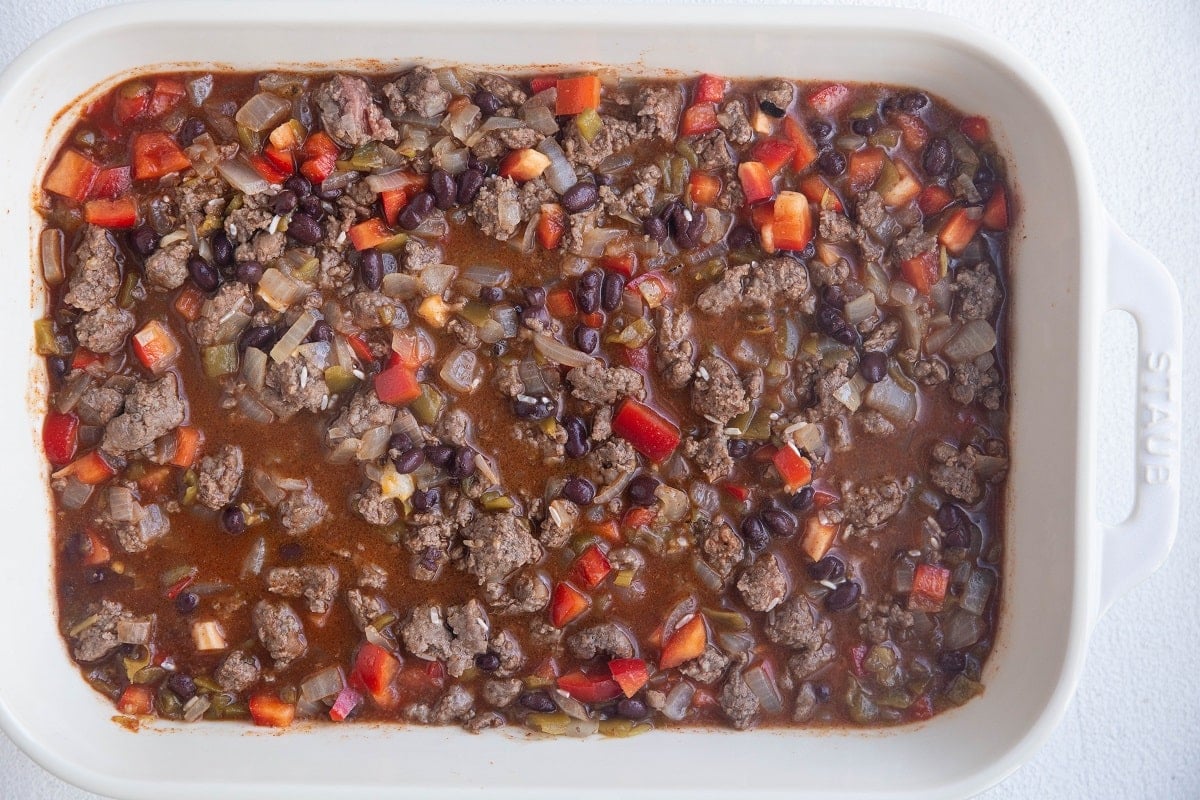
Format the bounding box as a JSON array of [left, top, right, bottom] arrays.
[[44, 150, 100, 201], [555, 76, 601, 116], [537, 203, 566, 250], [608, 658, 650, 698], [798, 174, 843, 212], [348, 218, 404, 252], [116, 685, 155, 716], [680, 103, 718, 137], [801, 516, 838, 562], [132, 132, 191, 180], [660, 613, 707, 670], [571, 545, 612, 590], [329, 687, 363, 722], [908, 563, 951, 612], [42, 411, 79, 466], [375, 363, 421, 406], [982, 186, 1009, 230], [300, 131, 339, 183], [549, 581, 590, 627], [190, 620, 227, 651], [737, 161, 774, 204], [959, 115, 990, 143], [918, 185, 954, 216], [847, 147, 886, 193], [201, 343, 239, 378], [772, 442, 813, 492], [557, 670, 622, 703], [876, 158, 923, 207], [169, 426, 204, 468], [807, 83, 850, 114], [248, 693, 296, 728], [611, 397, 680, 463], [89, 166, 133, 200], [900, 250, 940, 295], [694, 74, 727, 104], [938, 208, 983, 255], [771, 190, 813, 252], [131, 320, 181, 374], [688, 171, 721, 206], [499, 148, 551, 182]]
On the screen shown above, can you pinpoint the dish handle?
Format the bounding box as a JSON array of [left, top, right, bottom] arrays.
[[1098, 219, 1182, 616]]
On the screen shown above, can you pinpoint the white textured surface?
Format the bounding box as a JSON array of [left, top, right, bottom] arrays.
[[0, 0, 1195, 797]]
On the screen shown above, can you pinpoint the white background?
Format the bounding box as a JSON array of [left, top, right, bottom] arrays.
[[0, 0, 1195, 797]]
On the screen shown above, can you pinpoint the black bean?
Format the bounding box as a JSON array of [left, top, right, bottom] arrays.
[[562, 476, 596, 505], [221, 506, 246, 535], [523, 286, 547, 308], [475, 652, 501, 672], [47, 356, 68, 382], [923, 137, 954, 176], [814, 683, 832, 703], [825, 580, 861, 611], [577, 269, 602, 313], [317, 185, 343, 201], [394, 447, 426, 474], [898, 92, 929, 113], [627, 474, 661, 507], [859, 351, 888, 383], [816, 304, 848, 337], [726, 439, 751, 459], [674, 212, 707, 250], [307, 320, 333, 343], [359, 249, 383, 290], [479, 285, 504, 304], [727, 224, 756, 249], [411, 488, 440, 513], [129, 225, 160, 257], [789, 485, 815, 512], [817, 149, 847, 176], [425, 444, 455, 468], [758, 99, 786, 118], [762, 507, 797, 538], [851, 115, 881, 136], [210, 230, 235, 267], [450, 446, 477, 479], [283, 175, 313, 198], [521, 306, 550, 329], [512, 395, 554, 421], [574, 325, 599, 354], [808, 119, 833, 141], [937, 650, 967, 674], [973, 165, 997, 201], [661, 199, 684, 230], [166, 673, 197, 700], [519, 690, 556, 713], [798, 241, 817, 261], [561, 182, 599, 214], [174, 591, 199, 615], [85, 567, 107, 584], [601, 272, 625, 312], [822, 285, 845, 307], [473, 90, 503, 116], [398, 192, 435, 230], [457, 169, 485, 205], [594, 172, 614, 187], [807, 555, 845, 582], [279, 542, 303, 562], [430, 169, 457, 210], [617, 697, 648, 719], [298, 195, 324, 220], [642, 215, 668, 242], [937, 502, 969, 533], [387, 434, 413, 456], [287, 213, 323, 245], [178, 117, 207, 148], [238, 325, 275, 352], [833, 326, 860, 346], [271, 189, 298, 216], [563, 415, 590, 459], [741, 515, 770, 551], [187, 254, 219, 291], [235, 259, 264, 285]]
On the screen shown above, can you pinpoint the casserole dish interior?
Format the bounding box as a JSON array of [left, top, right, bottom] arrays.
[[0, 5, 1103, 798]]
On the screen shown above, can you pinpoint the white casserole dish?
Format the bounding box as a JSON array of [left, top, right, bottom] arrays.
[[0, 2, 1182, 798]]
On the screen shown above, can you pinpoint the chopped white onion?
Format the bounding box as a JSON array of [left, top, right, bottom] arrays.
[[889, 280, 919, 308], [439, 347, 479, 393], [41, 228, 65, 285], [844, 292, 878, 324], [942, 319, 997, 363], [300, 666, 345, 704], [533, 332, 596, 368], [661, 681, 695, 721], [576, 228, 622, 258], [717, 631, 755, 654], [237, 392, 276, 424], [381, 272, 420, 299], [357, 425, 391, 461], [536, 137, 577, 194], [251, 469, 286, 506], [216, 155, 271, 194], [692, 556, 723, 592], [743, 664, 784, 715], [654, 484, 690, 522], [443, 103, 481, 143], [270, 309, 318, 363], [116, 617, 152, 645], [234, 91, 291, 131], [241, 536, 266, 578], [257, 268, 308, 312], [942, 609, 985, 650], [241, 346, 268, 393], [54, 371, 92, 414], [420, 263, 457, 295], [865, 376, 918, 424], [182, 695, 211, 723], [462, 264, 509, 287], [961, 569, 995, 615], [553, 691, 591, 720], [365, 170, 418, 194], [106, 486, 136, 523], [58, 476, 94, 510], [521, 104, 558, 135]]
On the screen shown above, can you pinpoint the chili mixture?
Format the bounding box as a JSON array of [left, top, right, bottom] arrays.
[[37, 66, 1010, 734]]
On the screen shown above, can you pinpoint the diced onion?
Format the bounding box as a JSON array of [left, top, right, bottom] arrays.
[[689, 482, 719, 514], [234, 91, 292, 131], [443, 103, 481, 143], [942, 319, 997, 363], [241, 346, 268, 393], [596, 153, 634, 174], [942, 609, 985, 650], [41, 228, 65, 285], [743, 664, 784, 715], [237, 392, 275, 424], [893, 559, 916, 594], [381, 272, 420, 299], [654, 484, 690, 522], [270, 310, 318, 363], [833, 379, 862, 412], [54, 371, 92, 413], [536, 137, 577, 194], [190, 620, 227, 651], [961, 569, 995, 615], [241, 536, 266, 578], [433, 144, 470, 175], [182, 695, 211, 723], [533, 332, 596, 368], [300, 666, 345, 704], [692, 556, 723, 592], [521, 104, 558, 136], [661, 681, 695, 721], [216, 155, 271, 194], [496, 194, 521, 239], [522, 86, 557, 110], [682, 239, 728, 267], [58, 476, 94, 509], [519, 213, 540, 254], [420, 263, 457, 295], [258, 268, 308, 312], [576, 228, 622, 258], [439, 347, 479, 393], [107, 486, 136, 523], [478, 116, 526, 132], [844, 292, 878, 324], [865, 376, 918, 424], [553, 691, 590, 720], [365, 170, 417, 194], [717, 631, 755, 654], [357, 425, 391, 461], [116, 617, 152, 645], [251, 469, 286, 506], [889, 280, 918, 308]]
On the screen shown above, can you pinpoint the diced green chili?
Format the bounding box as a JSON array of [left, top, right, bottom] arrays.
[[34, 319, 67, 356], [201, 343, 239, 378], [410, 383, 444, 426], [116, 271, 141, 309], [324, 365, 360, 395], [575, 108, 602, 142], [599, 719, 652, 738]]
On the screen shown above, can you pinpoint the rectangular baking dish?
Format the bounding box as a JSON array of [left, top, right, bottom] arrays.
[[0, 3, 1182, 798]]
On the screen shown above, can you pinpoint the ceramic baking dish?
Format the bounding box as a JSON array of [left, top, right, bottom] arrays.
[[0, 2, 1182, 798]]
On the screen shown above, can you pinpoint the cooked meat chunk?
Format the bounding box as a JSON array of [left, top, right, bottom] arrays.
[[566, 361, 645, 405], [346, 589, 390, 631], [765, 596, 835, 680], [695, 517, 745, 577], [950, 362, 1002, 410], [684, 429, 735, 483], [314, 73, 397, 146], [190, 282, 254, 347], [196, 444, 244, 510], [65, 225, 121, 312], [488, 630, 524, 675], [262, 348, 331, 417], [680, 645, 731, 684], [697, 258, 812, 315], [215, 650, 261, 692], [566, 623, 635, 661], [429, 685, 474, 724], [461, 513, 539, 585], [953, 262, 1001, 321], [840, 477, 908, 534], [655, 305, 695, 390], [105, 503, 170, 554], [144, 240, 191, 291], [77, 384, 124, 426], [929, 441, 994, 504], [736, 555, 789, 612], [586, 439, 639, 490], [445, 599, 491, 677], [719, 100, 754, 145], [353, 483, 399, 526], [74, 303, 134, 354], [102, 375, 185, 453], [278, 485, 327, 535], [69, 600, 127, 662], [483, 678, 523, 708], [252, 600, 308, 668], [635, 86, 683, 140], [756, 79, 794, 114], [469, 176, 522, 240], [719, 668, 760, 730], [691, 356, 749, 425], [266, 565, 339, 614], [382, 65, 451, 119]]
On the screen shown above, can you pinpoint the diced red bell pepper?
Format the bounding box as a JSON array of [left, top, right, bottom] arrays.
[[688, 171, 721, 206], [679, 103, 718, 137], [116, 685, 155, 716], [900, 249, 941, 295], [982, 186, 1009, 231], [148, 77, 186, 118], [601, 244, 637, 278], [68, 450, 116, 485], [549, 581, 590, 627], [530, 75, 558, 95], [300, 131, 339, 184], [44, 150, 100, 202], [621, 344, 649, 372], [546, 287, 577, 318], [584, 519, 621, 543], [537, 203, 567, 249], [89, 166, 132, 200], [555, 75, 601, 116], [173, 284, 206, 322], [611, 397, 680, 463], [737, 161, 774, 205], [782, 117, 820, 172], [132, 132, 190, 180], [375, 362, 421, 406], [247, 153, 290, 185], [892, 112, 930, 151], [660, 613, 707, 670], [348, 218, 396, 252], [807, 83, 850, 114], [847, 147, 887, 193], [938, 208, 983, 255], [43, 412, 79, 466], [959, 115, 990, 143], [621, 506, 656, 531], [798, 174, 843, 212], [78, 528, 111, 566], [917, 185, 954, 216], [849, 643, 869, 678], [499, 148, 552, 182], [389, 330, 430, 369], [723, 482, 750, 502], [169, 426, 203, 468], [262, 144, 295, 176], [751, 138, 797, 177], [571, 544, 612, 590], [132, 320, 181, 374], [380, 190, 408, 226], [113, 80, 153, 125], [71, 348, 104, 371], [749, 200, 775, 231], [350, 642, 402, 696], [248, 694, 296, 728], [771, 191, 813, 252], [137, 465, 173, 496], [608, 658, 649, 698], [909, 563, 951, 612], [84, 197, 138, 229], [694, 74, 727, 104], [772, 441, 813, 492], [347, 332, 376, 364], [329, 686, 363, 722], [557, 670, 622, 703]]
